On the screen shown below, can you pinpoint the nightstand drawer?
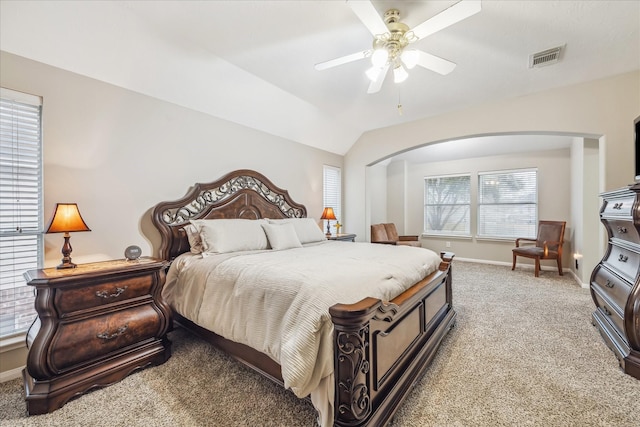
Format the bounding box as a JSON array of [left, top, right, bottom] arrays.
[[603, 243, 640, 284], [591, 265, 632, 311], [50, 304, 162, 373], [55, 273, 155, 316]]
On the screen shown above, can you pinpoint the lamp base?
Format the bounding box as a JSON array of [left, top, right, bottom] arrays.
[[56, 261, 77, 269], [57, 234, 77, 269]]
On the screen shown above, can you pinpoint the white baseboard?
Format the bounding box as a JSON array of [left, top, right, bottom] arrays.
[[0, 365, 23, 383], [454, 257, 588, 288]]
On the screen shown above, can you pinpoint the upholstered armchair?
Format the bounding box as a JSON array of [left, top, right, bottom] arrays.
[[512, 220, 566, 277], [371, 223, 421, 247]]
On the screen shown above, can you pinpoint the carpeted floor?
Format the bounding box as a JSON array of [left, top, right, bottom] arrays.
[[1, 261, 639, 426]]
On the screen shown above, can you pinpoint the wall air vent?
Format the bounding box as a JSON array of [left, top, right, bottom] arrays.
[[528, 45, 564, 68]]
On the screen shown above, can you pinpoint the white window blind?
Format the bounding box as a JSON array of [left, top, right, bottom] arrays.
[[424, 174, 471, 236], [478, 168, 537, 239], [323, 165, 341, 231], [0, 88, 43, 338]]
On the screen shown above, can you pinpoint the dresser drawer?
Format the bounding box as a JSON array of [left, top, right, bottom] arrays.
[[591, 265, 632, 311], [601, 194, 636, 217], [49, 304, 162, 372], [55, 273, 155, 316], [592, 289, 626, 339], [605, 218, 640, 244], [603, 243, 640, 284]]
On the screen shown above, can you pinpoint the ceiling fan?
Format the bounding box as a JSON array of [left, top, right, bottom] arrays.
[[315, 0, 482, 94]]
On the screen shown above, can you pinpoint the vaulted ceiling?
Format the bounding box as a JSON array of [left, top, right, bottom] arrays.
[[1, 1, 638, 155]]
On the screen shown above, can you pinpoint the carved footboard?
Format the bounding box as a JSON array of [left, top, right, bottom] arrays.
[[329, 252, 456, 427]]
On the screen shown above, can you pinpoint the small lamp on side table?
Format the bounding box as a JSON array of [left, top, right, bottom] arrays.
[[320, 207, 337, 237], [46, 203, 91, 269]]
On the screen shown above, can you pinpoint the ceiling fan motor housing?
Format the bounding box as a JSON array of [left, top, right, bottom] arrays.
[[373, 9, 414, 69]]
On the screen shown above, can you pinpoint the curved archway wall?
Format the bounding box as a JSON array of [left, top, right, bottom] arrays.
[[344, 71, 639, 284]]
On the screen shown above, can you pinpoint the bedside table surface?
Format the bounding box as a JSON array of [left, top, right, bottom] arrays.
[[24, 257, 165, 283], [328, 233, 357, 241]]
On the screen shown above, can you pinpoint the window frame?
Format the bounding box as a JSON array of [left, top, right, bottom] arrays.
[[476, 168, 538, 240], [423, 173, 472, 237], [0, 87, 43, 339], [322, 165, 342, 233]]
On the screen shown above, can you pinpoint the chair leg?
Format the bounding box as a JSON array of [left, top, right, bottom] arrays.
[[557, 257, 563, 276], [534, 259, 540, 277], [512, 253, 517, 271]]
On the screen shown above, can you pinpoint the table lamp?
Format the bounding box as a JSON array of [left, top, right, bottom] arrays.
[[320, 207, 337, 236], [46, 203, 91, 269]]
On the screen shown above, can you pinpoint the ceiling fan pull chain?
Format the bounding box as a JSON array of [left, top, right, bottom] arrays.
[[397, 89, 403, 115]]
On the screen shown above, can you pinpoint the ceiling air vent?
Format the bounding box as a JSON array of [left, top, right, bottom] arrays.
[[528, 45, 564, 68]]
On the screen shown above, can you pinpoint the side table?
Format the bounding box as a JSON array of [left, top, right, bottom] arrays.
[[22, 257, 172, 415]]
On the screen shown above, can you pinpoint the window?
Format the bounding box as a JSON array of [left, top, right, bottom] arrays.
[[478, 168, 537, 239], [323, 165, 341, 231], [0, 88, 43, 338], [424, 174, 471, 236]]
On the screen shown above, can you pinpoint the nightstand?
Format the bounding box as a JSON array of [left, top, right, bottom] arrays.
[[328, 233, 356, 242], [22, 257, 172, 415]]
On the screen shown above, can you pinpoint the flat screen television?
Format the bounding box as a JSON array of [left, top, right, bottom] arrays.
[[636, 115, 640, 181]]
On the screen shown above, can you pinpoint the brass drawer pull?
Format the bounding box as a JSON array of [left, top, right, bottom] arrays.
[[618, 254, 629, 262], [605, 280, 614, 288], [97, 324, 128, 340], [617, 226, 628, 234], [95, 286, 128, 299]]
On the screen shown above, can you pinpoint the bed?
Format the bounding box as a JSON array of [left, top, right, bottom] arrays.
[[151, 169, 456, 427]]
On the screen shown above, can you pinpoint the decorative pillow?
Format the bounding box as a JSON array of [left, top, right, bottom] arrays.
[[190, 219, 268, 254], [261, 223, 303, 251], [184, 223, 204, 254], [267, 218, 326, 244]]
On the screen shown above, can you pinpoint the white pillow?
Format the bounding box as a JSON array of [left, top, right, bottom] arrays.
[[267, 218, 326, 244], [262, 223, 303, 251], [190, 219, 268, 254], [184, 224, 204, 254]]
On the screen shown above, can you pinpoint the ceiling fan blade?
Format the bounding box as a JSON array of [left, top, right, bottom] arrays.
[[411, 0, 481, 40], [347, 0, 388, 37], [367, 64, 389, 94], [416, 50, 457, 75], [315, 50, 371, 71]]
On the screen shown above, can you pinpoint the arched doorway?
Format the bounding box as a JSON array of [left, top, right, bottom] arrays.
[[365, 132, 602, 286]]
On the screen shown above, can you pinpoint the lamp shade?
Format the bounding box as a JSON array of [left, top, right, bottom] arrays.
[[393, 65, 409, 83], [371, 48, 389, 67], [320, 207, 337, 221], [46, 203, 91, 233]]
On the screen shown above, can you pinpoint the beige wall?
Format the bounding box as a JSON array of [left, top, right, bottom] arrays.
[[366, 164, 387, 226], [0, 51, 342, 375], [0, 51, 342, 265], [570, 138, 602, 285]]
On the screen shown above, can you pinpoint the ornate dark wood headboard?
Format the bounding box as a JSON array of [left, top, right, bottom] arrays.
[[151, 169, 307, 261]]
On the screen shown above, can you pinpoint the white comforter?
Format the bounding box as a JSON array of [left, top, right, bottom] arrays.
[[163, 241, 441, 425]]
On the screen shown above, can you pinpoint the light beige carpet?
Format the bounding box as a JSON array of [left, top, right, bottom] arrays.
[[1, 261, 639, 426]]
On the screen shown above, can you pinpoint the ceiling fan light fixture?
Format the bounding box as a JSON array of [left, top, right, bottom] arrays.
[[371, 48, 389, 67], [401, 49, 419, 69], [393, 65, 409, 83]]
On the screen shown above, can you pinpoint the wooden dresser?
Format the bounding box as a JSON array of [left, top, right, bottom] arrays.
[[590, 184, 640, 379], [22, 257, 172, 415]]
